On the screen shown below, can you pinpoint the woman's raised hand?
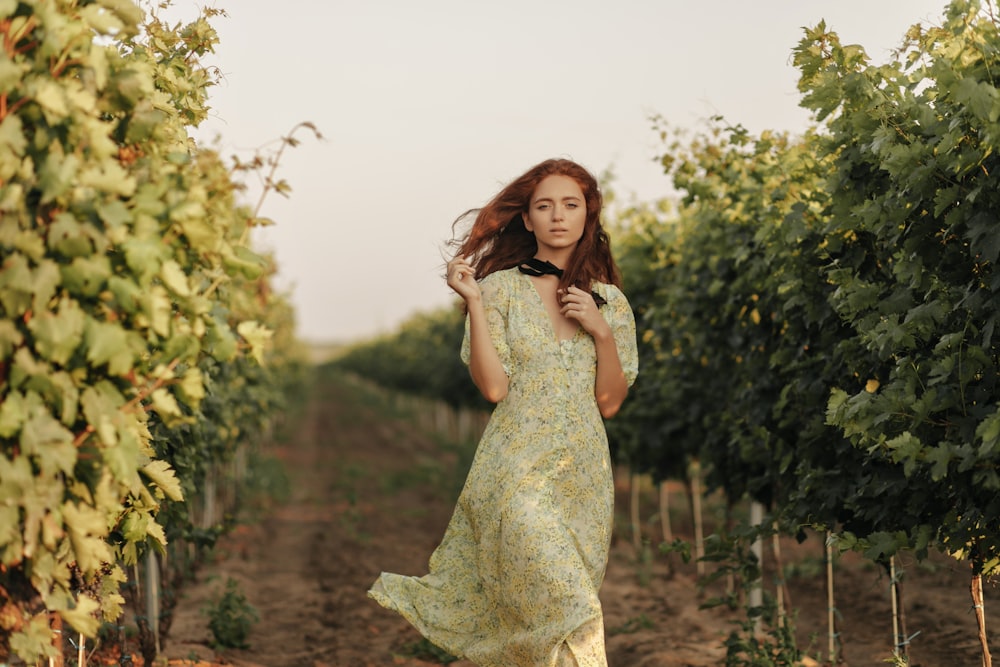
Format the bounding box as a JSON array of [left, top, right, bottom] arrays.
[[559, 286, 611, 340], [447, 257, 480, 303]]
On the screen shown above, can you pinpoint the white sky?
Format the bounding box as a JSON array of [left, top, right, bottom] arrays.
[[162, 0, 948, 343]]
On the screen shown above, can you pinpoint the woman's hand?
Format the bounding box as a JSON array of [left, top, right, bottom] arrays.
[[559, 286, 611, 341], [447, 256, 480, 303]]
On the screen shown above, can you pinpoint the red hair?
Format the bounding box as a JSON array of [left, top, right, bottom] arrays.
[[450, 158, 622, 294]]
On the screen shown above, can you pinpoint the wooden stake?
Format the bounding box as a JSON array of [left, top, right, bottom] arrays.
[[690, 459, 705, 578], [630, 471, 642, 553], [749, 501, 764, 636], [896, 565, 908, 661], [826, 534, 837, 664], [971, 560, 992, 667], [890, 556, 901, 661], [49, 612, 64, 667], [659, 480, 675, 574], [145, 551, 161, 657], [771, 525, 790, 616]]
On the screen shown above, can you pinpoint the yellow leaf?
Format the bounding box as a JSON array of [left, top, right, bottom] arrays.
[[141, 460, 184, 502]]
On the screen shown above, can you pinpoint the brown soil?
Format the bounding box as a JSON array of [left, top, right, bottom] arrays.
[[159, 372, 994, 667]]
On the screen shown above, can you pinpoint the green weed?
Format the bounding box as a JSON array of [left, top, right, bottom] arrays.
[[203, 577, 258, 649], [397, 637, 459, 663], [608, 613, 655, 636]]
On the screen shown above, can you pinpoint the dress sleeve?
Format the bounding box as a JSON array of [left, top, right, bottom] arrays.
[[460, 272, 512, 376], [601, 284, 639, 387]]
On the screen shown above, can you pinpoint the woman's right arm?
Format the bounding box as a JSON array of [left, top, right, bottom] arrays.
[[448, 257, 509, 403], [465, 296, 509, 403]]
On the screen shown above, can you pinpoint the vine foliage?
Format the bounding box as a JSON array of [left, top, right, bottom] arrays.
[[0, 1, 303, 662]]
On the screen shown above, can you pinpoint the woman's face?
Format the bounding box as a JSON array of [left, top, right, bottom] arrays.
[[522, 174, 587, 257]]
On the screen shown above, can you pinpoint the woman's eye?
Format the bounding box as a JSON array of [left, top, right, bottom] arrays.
[[566, 202, 578, 209]]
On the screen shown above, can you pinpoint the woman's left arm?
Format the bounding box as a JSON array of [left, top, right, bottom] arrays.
[[560, 285, 633, 419]]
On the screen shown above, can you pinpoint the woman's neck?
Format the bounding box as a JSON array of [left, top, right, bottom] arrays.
[[533, 249, 574, 269]]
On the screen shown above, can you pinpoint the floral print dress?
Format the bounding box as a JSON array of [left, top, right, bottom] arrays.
[[369, 267, 639, 667]]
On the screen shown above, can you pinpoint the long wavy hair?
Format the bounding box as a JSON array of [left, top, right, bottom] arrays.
[[449, 158, 622, 295]]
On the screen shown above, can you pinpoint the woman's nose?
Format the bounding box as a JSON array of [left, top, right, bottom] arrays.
[[553, 206, 564, 221]]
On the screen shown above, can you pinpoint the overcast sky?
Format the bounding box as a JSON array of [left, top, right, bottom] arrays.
[[162, 0, 949, 342]]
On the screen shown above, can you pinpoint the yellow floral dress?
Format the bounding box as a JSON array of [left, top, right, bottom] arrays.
[[369, 267, 639, 667]]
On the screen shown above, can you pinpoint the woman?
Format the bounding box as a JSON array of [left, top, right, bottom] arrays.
[[369, 158, 638, 667]]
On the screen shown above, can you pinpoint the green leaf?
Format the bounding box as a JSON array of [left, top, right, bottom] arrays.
[[8, 612, 57, 662], [28, 297, 86, 365], [0, 318, 24, 359], [237, 320, 272, 365], [61, 255, 111, 297], [0, 504, 20, 556], [149, 387, 187, 427], [108, 275, 142, 315], [206, 319, 238, 361], [0, 114, 26, 161], [20, 408, 76, 476], [177, 366, 205, 404], [62, 501, 113, 575], [46, 371, 80, 427], [84, 319, 134, 375], [863, 531, 905, 560], [0, 252, 32, 315], [125, 104, 168, 143], [38, 151, 80, 205], [161, 333, 200, 363], [100, 417, 142, 485], [59, 593, 101, 636], [925, 446, 953, 481], [96, 200, 132, 229], [78, 160, 136, 198], [159, 259, 191, 297], [31, 260, 62, 314], [141, 460, 184, 502], [34, 79, 69, 120], [223, 245, 268, 280], [95, 0, 143, 35], [80, 382, 125, 448], [139, 285, 172, 337], [48, 213, 94, 258], [122, 238, 166, 286], [0, 390, 26, 438], [885, 431, 923, 477], [953, 76, 998, 121], [977, 408, 1000, 457], [79, 4, 126, 35]]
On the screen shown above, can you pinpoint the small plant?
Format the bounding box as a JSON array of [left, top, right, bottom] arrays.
[[608, 613, 655, 636], [698, 527, 803, 666], [397, 637, 459, 663], [203, 578, 259, 649]]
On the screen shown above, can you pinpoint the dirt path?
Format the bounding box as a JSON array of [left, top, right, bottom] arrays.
[[162, 370, 992, 666]]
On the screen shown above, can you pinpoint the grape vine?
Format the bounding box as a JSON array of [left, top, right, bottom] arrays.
[[0, 2, 305, 662]]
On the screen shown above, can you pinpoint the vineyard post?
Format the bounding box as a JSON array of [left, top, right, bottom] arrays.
[[890, 556, 904, 662], [971, 557, 992, 667], [629, 471, 642, 553], [748, 500, 764, 635], [690, 459, 705, 578], [825, 533, 837, 664], [203, 469, 218, 529], [49, 613, 63, 667], [144, 552, 161, 657], [771, 525, 788, 618], [658, 481, 675, 574]]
